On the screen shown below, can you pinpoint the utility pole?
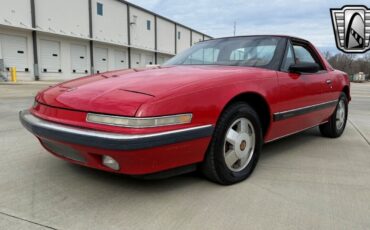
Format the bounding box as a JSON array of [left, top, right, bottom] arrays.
[[233, 21, 236, 36]]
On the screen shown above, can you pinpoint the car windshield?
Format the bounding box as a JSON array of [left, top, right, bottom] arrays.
[[164, 36, 283, 67]]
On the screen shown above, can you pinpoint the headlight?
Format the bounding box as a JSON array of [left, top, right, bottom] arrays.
[[86, 113, 192, 128]]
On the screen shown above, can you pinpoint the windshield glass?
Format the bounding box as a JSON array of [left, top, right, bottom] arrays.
[[164, 36, 283, 67]]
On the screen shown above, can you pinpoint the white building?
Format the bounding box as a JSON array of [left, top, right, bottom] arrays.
[[0, 0, 211, 81]]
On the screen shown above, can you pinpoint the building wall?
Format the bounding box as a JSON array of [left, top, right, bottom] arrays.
[[0, 0, 32, 29], [157, 17, 175, 55], [176, 25, 191, 53], [192, 32, 203, 45], [0, 0, 210, 81], [35, 0, 90, 39], [92, 0, 128, 46], [129, 7, 155, 51]]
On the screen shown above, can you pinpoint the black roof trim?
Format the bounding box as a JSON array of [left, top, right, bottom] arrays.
[[198, 35, 309, 43]]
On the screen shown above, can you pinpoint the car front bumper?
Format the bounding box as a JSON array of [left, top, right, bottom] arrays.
[[19, 110, 214, 175]]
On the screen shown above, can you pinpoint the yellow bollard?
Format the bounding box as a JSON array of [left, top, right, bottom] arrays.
[[10, 67, 17, 83]]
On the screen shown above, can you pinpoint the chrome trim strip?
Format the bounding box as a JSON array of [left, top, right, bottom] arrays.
[[273, 100, 337, 121], [19, 110, 214, 150]]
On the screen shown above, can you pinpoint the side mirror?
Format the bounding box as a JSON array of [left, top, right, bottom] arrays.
[[289, 62, 320, 74]]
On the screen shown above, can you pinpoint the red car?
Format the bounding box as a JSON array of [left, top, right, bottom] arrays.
[[20, 35, 350, 185]]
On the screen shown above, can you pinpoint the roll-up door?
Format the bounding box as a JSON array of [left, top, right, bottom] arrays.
[[71, 44, 88, 74], [0, 34, 29, 72], [40, 39, 61, 73], [145, 54, 154, 65], [94, 47, 108, 74], [114, 50, 127, 70], [131, 53, 141, 68], [157, 56, 165, 65]]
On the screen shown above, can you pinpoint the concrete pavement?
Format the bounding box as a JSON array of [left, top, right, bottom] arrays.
[[0, 83, 369, 230]]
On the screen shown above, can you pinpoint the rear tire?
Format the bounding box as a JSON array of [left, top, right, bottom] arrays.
[[201, 102, 263, 185], [319, 92, 348, 138]]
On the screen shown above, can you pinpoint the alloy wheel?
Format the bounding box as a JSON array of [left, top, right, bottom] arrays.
[[223, 118, 256, 172]]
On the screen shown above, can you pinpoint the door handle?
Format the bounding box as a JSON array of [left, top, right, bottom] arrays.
[[325, 79, 332, 84]]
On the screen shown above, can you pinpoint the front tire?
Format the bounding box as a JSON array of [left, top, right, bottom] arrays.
[[319, 92, 348, 138], [202, 102, 263, 185]]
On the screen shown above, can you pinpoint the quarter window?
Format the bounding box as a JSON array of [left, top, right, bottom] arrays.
[[97, 2, 103, 16], [291, 43, 324, 70]]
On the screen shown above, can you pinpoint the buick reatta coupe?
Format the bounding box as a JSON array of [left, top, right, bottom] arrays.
[[20, 35, 350, 184]]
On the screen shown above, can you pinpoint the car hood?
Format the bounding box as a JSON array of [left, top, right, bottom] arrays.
[[37, 65, 265, 116]]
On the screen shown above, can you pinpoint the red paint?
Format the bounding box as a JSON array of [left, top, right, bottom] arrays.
[[39, 137, 211, 175], [29, 38, 350, 175]]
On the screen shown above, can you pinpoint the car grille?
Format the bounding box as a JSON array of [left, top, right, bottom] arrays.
[[41, 139, 86, 163]]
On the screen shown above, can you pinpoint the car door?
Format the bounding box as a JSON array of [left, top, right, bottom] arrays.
[[270, 40, 335, 139]]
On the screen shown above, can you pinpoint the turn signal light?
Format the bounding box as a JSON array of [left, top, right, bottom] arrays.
[[86, 113, 192, 128]]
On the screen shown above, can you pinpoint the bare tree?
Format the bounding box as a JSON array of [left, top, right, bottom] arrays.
[[323, 51, 332, 60], [327, 53, 370, 80]]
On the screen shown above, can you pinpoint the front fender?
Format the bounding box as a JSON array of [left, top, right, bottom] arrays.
[[136, 73, 279, 127]]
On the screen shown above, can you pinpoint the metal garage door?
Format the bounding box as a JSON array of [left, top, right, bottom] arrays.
[[114, 50, 126, 70], [94, 47, 108, 74], [145, 54, 154, 65], [157, 56, 165, 65], [0, 34, 29, 72], [40, 39, 61, 73], [131, 53, 141, 68], [71, 44, 88, 74]]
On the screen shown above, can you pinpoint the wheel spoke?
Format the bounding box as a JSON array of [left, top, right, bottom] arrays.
[[239, 119, 248, 133], [225, 150, 239, 168], [226, 129, 239, 145], [240, 153, 250, 167]]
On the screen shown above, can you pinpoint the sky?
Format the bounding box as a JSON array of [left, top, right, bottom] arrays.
[[127, 0, 370, 54]]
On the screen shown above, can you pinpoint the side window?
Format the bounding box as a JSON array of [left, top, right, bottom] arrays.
[[230, 48, 245, 61], [229, 40, 278, 66], [281, 43, 295, 71], [292, 45, 316, 64]]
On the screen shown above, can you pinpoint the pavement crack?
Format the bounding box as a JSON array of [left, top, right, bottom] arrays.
[[349, 119, 370, 146], [0, 211, 59, 230]]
